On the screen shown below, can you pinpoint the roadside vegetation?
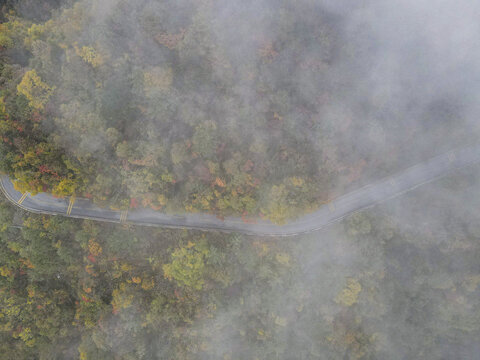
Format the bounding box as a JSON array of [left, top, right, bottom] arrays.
[[1, 0, 474, 223], [1, 2, 480, 359], [2, 166, 480, 359]]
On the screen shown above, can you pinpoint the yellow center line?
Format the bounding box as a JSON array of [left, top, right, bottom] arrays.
[[67, 195, 76, 215], [120, 210, 128, 223], [18, 192, 29, 205]]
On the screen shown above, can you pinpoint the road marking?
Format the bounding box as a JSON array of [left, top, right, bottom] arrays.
[[67, 196, 75, 215], [0, 144, 475, 236], [18, 192, 29, 205], [328, 202, 335, 213], [120, 210, 128, 223]]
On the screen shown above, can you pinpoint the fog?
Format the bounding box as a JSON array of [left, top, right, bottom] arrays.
[[59, 0, 478, 201], [10, 0, 480, 203], [2, 0, 480, 358]]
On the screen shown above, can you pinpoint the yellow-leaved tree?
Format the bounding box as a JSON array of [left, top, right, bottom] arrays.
[[335, 278, 362, 307], [17, 69, 54, 110], [52, 178, 78, 197], [163, 241, 210, 290], [75, 45, 104, 68]]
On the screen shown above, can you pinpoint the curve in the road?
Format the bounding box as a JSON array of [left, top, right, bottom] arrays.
[[2, 145, 480, 236]]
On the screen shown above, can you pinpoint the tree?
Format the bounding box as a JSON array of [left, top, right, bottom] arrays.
[[346, 213, 372, 237], [163, 241, 210, 290], [263, 184, 290, 225], [171, 141, 189, 165], [74, 45, 103, 68], [52, 178, 78, 197], [334, 278, 362, 307], [192, 121, 218, 159], [16, 70, 54, 110]]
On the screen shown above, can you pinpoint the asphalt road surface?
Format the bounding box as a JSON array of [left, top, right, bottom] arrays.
[[2, 145, 480, 236]]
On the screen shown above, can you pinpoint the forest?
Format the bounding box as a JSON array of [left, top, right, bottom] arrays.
[[2, 0, 480, 359], [1, 0, 476, 223], [1, 152, 480, 359]]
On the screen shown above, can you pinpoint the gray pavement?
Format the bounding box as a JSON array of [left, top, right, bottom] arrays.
[[2, 145, 480, 236]]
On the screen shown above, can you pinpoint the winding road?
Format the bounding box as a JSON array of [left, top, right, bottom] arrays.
[[2, 145, 480, 236]]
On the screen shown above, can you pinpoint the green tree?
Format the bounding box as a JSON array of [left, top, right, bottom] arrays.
[[163, 241, 210, 290], [192, 121, 218, 159]]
